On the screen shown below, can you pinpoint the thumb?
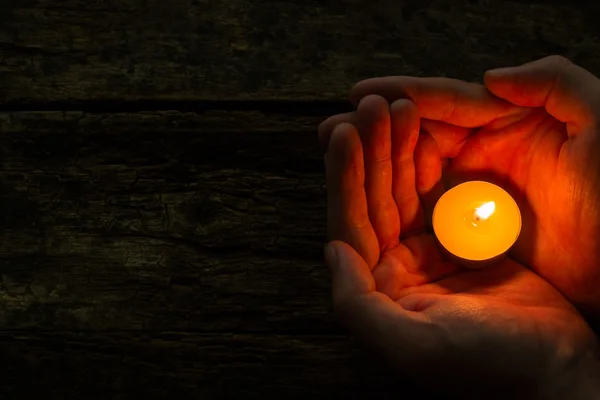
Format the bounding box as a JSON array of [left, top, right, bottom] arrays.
[[484, 55, 600, 131], [324, 240, 377, 297], [324, 241, 432, 359]]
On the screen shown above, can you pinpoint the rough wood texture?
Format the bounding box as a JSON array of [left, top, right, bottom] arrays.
[[0, 111, 333, 333], [0, 331, 423, 399], [2, 0, 600, 104]]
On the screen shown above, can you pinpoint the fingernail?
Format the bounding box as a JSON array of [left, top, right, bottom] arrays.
[[324, 242, 338, 272]]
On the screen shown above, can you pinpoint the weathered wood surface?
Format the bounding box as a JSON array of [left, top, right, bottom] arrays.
[[0, 111, 331, 333], [0, 331, 413, 399], [2, 0, 600, 104]]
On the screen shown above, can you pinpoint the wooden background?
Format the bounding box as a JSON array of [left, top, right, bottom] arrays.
[[1, 0, 600, 398]]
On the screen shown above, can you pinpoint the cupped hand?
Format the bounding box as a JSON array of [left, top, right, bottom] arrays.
[[320, 55, 600, 318], [323, 95, 600, 398]]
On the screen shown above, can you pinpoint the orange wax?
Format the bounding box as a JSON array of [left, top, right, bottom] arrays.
[[432, 181, 521, 261]]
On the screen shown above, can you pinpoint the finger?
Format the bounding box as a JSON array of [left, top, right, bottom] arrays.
[[414, 132, 445, 226], [484, 55, 600, 133], [350, 77, 521, 127], [318, 112, 356, 150], [372, 234, 458, 300], [326, 123, 380, 268], [325, 240, 432, 356], [420, 119, 471, 158], [389, 99, 425, 237], [357, 95, 400, 251], [319, 115, 473, 160], [448, 107, 550, 182]]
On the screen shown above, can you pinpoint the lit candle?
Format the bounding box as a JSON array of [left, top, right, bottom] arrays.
[[432, 181, 521, 266]]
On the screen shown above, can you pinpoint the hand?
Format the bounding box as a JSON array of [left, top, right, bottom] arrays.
[[323, 95, 600, 398], [320, 55, 600, 318]]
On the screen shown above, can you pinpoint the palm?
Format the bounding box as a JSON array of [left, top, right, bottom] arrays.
[[376, 232, 552, 302], [371, 193, 588, 360], [379, 234, 588, 357], [382, 244, 594, 390], [449, 107, 600, 314]]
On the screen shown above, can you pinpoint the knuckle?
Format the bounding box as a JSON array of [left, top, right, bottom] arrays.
[[390, 98, 417, 114], [546, 54, 573, 66], [358, 94, 388, 110]]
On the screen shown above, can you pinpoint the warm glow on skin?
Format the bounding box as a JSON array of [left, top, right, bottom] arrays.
[[319, 55, 600, 397]]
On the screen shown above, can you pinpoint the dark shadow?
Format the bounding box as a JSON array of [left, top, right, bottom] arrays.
[[0, 99, 354, 116], [0, 0, 16, 25]]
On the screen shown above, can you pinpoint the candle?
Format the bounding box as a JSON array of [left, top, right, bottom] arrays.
[[432, 181, 521, 265]]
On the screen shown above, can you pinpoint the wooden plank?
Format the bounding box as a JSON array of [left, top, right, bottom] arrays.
[[2, 0, 600, 104], [0, 111, 335, 332], [0, 331, 435, 399]]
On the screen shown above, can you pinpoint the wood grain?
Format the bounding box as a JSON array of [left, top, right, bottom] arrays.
[[0, 111, 335, 333], [2, 0, 600, 104], [0, 331, 429, 399]]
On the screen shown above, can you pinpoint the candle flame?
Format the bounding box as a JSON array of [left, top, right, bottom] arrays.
[[475, 201, 495, 220]]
